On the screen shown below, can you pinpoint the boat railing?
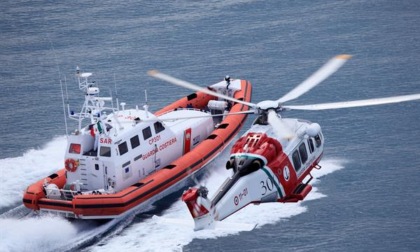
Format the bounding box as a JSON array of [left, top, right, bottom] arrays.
[[45, 185, 109, 201], [158, 107, 212, 117]]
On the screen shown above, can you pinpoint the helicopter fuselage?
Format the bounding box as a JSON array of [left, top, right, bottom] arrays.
[[182, 118, 324, 230]]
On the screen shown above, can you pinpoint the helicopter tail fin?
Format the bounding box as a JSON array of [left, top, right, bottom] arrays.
[[182, 186, 215, 230]]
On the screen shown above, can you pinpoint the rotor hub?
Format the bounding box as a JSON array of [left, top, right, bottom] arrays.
[[257, 100, 279, 110]]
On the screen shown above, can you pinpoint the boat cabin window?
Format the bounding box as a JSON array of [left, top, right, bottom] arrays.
[[69, 143, 81, 154], [292, 150, 301, 172], [315, 134, 322, 147], [299, 143, 308, 164], [154, 121, 165, 134], [118, 141, 128, 155], [308, 139, 314, 153], [130, 135, 140, 149], [142, 126, 152, 140], [100, 146, 111, 157]]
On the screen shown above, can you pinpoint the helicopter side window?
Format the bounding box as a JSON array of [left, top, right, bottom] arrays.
[[100, 146, 111, 157], [118, 142, 128, 155], [154, 122, 165, 134], [143, 127, 152, 140], [130, 135, 140, 149], [308, 139, 314, 153], [292, 150, 301, 172], [314, 134, 322, 147], [299, 143, 308, 164]]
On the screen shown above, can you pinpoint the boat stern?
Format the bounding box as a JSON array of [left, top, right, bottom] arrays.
[[22, 169, 67, 211]]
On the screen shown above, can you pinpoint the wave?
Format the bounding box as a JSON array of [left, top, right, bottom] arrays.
[[0, 136, 346, 252], [0, 215, 78, 252], [89, 158, 346, 252], [0, 136, 67, 210]]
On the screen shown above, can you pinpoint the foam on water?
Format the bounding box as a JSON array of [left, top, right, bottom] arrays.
[[90, 158, 346, 252], [0, 137, 139, 252], [0, 136, 346, 252], [0, 213, 139, 252], [0, 137, 83, 252], [0, 136, 67, 209], [0, 215, 78, 252]]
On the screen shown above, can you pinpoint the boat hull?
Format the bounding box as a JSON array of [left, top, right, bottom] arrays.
[[23, 80, 252, 219]]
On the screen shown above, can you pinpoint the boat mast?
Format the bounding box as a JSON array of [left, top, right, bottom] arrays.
[[69, 67, 114, 132]]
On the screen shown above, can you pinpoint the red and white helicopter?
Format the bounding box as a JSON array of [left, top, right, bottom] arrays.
[[149, 55, 420, 231]]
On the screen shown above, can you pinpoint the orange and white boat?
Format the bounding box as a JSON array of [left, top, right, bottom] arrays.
[[23, 68, 252, 219]]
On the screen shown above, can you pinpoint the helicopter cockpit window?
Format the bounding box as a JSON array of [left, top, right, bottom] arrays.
[[143, 126, 152, 140], [308, 139, 315, 153], [292, 150, 301, 172], [154, 121, 165, 134], [299, 143, 308, 164], [314, 134, 322, 147], [100, 146, 111, 157]]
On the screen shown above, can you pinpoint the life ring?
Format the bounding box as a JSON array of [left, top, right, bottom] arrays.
[[65, 158, 79, 172]]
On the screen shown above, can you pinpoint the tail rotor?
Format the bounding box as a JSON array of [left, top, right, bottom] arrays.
[[182, 187, 215, 230]]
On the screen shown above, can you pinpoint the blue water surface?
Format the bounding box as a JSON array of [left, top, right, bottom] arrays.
[[1, 0, 419, 251]]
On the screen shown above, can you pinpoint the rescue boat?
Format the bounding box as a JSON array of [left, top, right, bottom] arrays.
[[23, 68, 252, 219]]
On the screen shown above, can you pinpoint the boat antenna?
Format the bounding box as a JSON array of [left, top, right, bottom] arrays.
[[108, 87, 114, 111], [47, 34, 62, 80], [60, 78, 69, 136], [47, 34, 69, 136], [113, 73, 119, 111], [143, 89, 149, 118]]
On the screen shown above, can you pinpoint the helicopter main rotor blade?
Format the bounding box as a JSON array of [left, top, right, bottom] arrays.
[[277, 54, 352, 104], [267, 109, 295, 140], [148, 70, 256, 108], [284, 93, 420, 110], [142, 110, 255, 122]]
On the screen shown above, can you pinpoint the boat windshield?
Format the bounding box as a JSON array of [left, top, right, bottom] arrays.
[[100, 146, 111, 157], [69, 143, 81, 154]]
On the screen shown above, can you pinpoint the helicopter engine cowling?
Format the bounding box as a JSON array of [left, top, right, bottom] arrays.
[[226, 157, 263, 175], [306, 123, 321, 137]]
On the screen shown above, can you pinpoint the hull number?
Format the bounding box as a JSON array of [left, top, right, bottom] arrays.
[[260, 178, 274, 196], [149, 135, 161, 145]]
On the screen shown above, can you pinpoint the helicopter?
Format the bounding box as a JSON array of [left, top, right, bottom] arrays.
[[149, 55, 420, 231]]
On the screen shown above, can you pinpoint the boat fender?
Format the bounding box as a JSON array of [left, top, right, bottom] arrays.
[[65, 158, 79, 172]]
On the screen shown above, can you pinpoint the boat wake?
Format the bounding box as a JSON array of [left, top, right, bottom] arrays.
[[0, 211, 139, 252], [0, 136, 346, 252], [87, 156, 347, 252], [0, 137, 128, 251], [0, 137, 122, 252], [0, 136, 66, 210]]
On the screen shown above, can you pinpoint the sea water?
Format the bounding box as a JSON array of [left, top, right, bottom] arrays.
[[1, 1, 419, 251]]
